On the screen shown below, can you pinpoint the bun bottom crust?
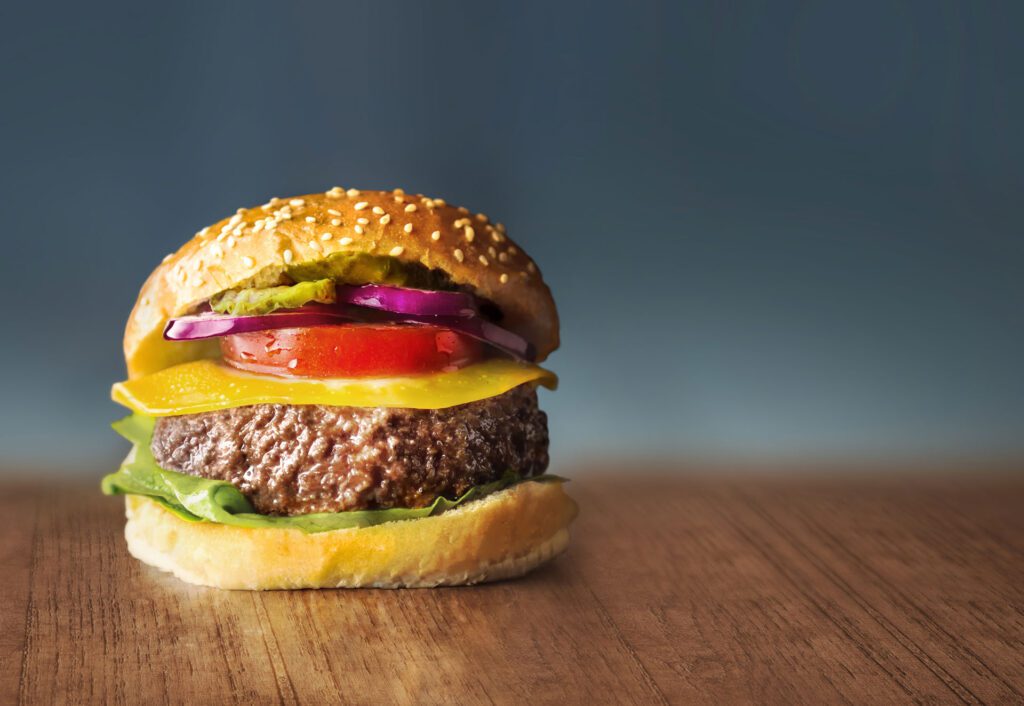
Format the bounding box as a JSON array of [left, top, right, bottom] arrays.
[[121, 481, 577, 590]]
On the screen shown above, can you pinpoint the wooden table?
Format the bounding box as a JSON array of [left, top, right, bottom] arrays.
[[2, 471, 1023, 704]]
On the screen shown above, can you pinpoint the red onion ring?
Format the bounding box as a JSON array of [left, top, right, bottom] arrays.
[[163, 310, 357, 341], [335, 284, 478, 318], [164, 302, 536, 361]]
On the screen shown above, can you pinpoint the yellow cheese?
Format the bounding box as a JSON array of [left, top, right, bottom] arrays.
[[112, 359, 557, 416]]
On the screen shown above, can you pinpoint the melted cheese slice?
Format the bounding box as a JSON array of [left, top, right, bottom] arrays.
[[112, 359, 557, 416]]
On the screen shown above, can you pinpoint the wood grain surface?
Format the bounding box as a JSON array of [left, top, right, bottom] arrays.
[[2, 471, 1023, 705]]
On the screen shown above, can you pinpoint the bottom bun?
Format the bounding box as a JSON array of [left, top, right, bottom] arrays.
[[122, 480, 578, 590]]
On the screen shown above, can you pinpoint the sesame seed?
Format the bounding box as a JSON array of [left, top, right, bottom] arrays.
[[372, 206, 385, 215], [210, 244, 223, 259], [476, 213, 487, 222], [283, 249, 293, 264], [326, 187, 343, 197], [496, 223, 506, 233], [491, 231, 504, 243], [288, 358, 298, 369], [457, 206, 469, 214], [162, 253, 174, 263], [488, 246, 497, 258], [339, 237, 353, 245], [290, 198, 305, 207], [498, 252, 509, 263], [500, 273, 509, 284], [508, 245, 518, 255], [422, 198, 435, 208], [527, 261, 537, 273], [242, 256, 255, 267], [330, 218, 342, 226], [434, 198, 446, 207], [464, 226, 475, 242], [478, 255, 489, 266], [379, 214, 391, 225], [393, 188, 405, 195], [309, 240, 321, 252], [354, 225, 364, 235], [199, 227, 210, 237], [305, 216, 316, 223], [389, 246, 404, 257], [327, 208, 341, 216], [354, 201, 368, 210], [346, 188, 360, 197], [321, 232, 332, 241], [356, 217, 369, 225], [431, 230, 441, 241], [404, 204, 417, 213], [194, 276, 204, 286], [394, 195, 405, 203], [226, 236, 236, 248], [453, 248, 464, 262], [403, 223, 413, 233], [253, 221, 265, 233]]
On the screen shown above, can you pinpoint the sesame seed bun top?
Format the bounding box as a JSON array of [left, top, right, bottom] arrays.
[[123, 188, 559, 378]]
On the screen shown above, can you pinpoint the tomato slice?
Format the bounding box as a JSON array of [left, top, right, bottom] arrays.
[[220, 324, 483, 378]]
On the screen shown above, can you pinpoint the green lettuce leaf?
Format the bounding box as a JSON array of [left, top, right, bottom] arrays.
[[210, 278, 336, 316], [102, 414, 563, 534]]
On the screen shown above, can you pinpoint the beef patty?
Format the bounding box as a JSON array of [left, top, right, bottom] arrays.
[[150, 384, 548, 515]]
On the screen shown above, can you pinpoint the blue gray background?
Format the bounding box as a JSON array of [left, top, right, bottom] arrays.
[[2, 1, 1022, 471]]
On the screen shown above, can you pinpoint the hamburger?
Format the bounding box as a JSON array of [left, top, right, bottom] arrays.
[[102, 187, 576, 589]]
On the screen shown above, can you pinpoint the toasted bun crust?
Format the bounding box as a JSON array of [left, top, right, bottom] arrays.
[[124, 189, 559, 378], [122, 480, 577, 590]]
